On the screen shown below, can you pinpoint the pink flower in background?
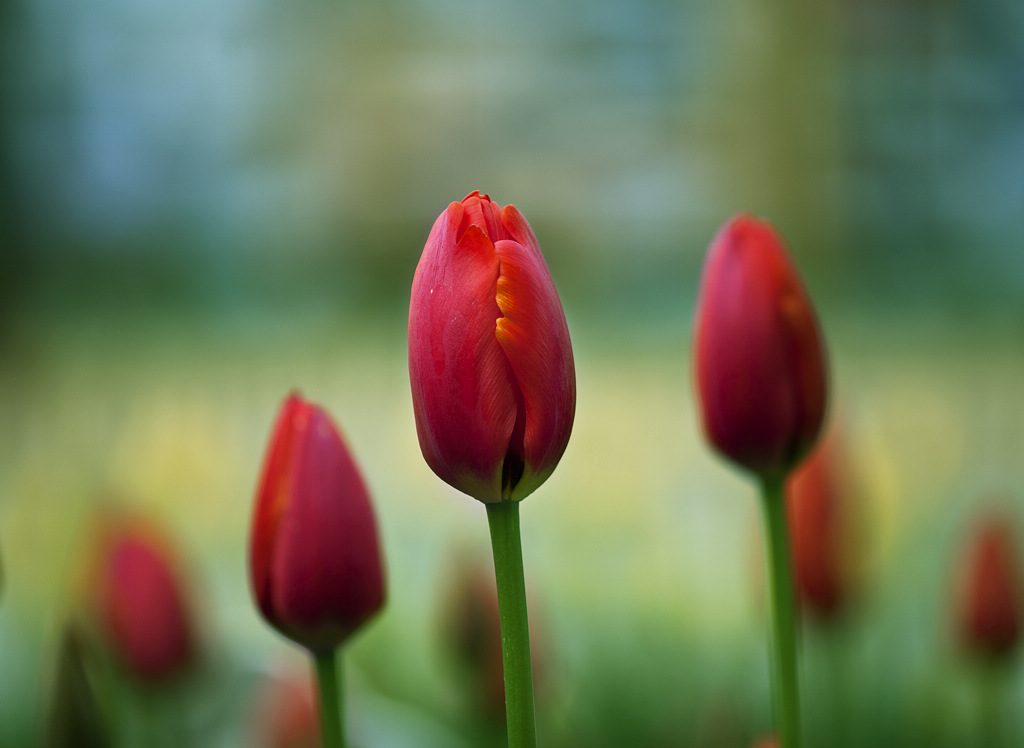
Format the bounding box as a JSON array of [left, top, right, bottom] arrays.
[[408, 191, 576, 503]]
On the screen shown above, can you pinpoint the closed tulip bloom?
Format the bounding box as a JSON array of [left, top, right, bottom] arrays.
[[98, 521, 196, 683], [955, 516, 1023, 660], [253, 671, 320, 748], [694, 215, 828, 479], [249, 394, 385, 654], [787, 430, 851, 619], [409, 191, 576, 503]]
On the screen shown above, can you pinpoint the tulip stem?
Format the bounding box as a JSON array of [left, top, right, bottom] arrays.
[[760, 476, 801, 748], [313, 649, 345, 748], [486, 500, 538, 748]]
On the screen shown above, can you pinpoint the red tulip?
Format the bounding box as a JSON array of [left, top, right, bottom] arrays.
[[97, 519, 196, 683], [693, 214, 828, 479], [249, 393, 386, 654], [954, 515, 1023, 660], [253, 670, 320, 748], [441, 561, 548, 725], [48, 625, 111, 747], [787, 429, 851, 619], [408, 191, 576, 503], [442, 565, 507, 723]]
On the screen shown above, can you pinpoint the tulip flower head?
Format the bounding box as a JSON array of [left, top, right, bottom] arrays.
[[787, 429, 853, 620], [954, 515, 1023, 661], [96, 519, 196, 684], [694, 215, 828, 479], [442, 564, 507, 723], [409, 191, 576, 503], [253, 669, 320, 748], [249, 394, 386, 654]]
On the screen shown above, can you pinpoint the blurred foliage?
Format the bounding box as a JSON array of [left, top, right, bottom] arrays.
[[2, 0, 1024, 745]]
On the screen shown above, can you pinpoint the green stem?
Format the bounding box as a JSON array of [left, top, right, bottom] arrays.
[[313, 649, 345, 748], [486, 500, 538, 748], [760, 476, 801, 748], [978, 664, 1004, 748]]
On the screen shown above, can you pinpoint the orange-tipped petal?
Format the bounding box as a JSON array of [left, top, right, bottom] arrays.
[[409, 192, 575, 503], [494, 236, 575, 500]]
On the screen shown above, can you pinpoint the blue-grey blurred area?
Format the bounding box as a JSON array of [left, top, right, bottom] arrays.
[[2, 0, 1022, 331], [2, 0, 1024, 746]]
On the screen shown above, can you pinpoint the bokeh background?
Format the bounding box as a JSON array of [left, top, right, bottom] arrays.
[[2, 0, 1024, 745]]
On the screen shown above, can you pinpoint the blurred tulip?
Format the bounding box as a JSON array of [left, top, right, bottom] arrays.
[[441, 564, 510, 724], [96, 518, 196, 684], [441, 561, 549, 731], [47, 624, 110, 748], [693, 215, 828, 479], [408, 190, 576, 503], [954, 515, 1023, 661], [250, 393, 385, 654], [787, 428, 853, 620], [253, 670, 320, 748]]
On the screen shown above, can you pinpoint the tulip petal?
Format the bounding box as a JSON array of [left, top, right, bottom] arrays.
[[269, 407, 384, 652], [694, 216, 826, 476], [250, 394, 305, 626], [459, 190, 510, 244], [493, 234, 576, 501], [103, 526, 194, 681], [409, 204, 519, 503]]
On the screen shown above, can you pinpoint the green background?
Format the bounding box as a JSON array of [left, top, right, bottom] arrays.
[[2, 0, 1023, 744]]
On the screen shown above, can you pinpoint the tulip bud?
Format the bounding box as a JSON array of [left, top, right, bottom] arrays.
[[693, 215, 828, 479], [96, 519, 197, 684], [440, 560, 548, 727], [249, 393, 386, 654], [252, 669, 320, 748], [408, 191, 576, 503], [48, 624, 111, 748], [441, 564, 508, 724], [787, 428, 853, 620], [954, 515, 1023, 661]]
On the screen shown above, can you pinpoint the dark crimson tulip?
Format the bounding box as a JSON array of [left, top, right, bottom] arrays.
[[97, 519, 196, 683], [954, 515, 1023, 660], [693, 215, 828, 479], [249, 394, 385, 654], [408, 191, 576, 503], [787, 428, 852, 620]]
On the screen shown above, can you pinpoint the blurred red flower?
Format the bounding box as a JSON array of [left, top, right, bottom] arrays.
[[95, 518, 197, 683], [954, 514, 1023, 661], [249, 393, 386, 654], [694, 214, 828, 479]]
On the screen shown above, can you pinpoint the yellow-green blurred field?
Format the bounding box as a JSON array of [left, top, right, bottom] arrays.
[[3, 303, 1024, 746], [2, 0, 1023, 743]]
